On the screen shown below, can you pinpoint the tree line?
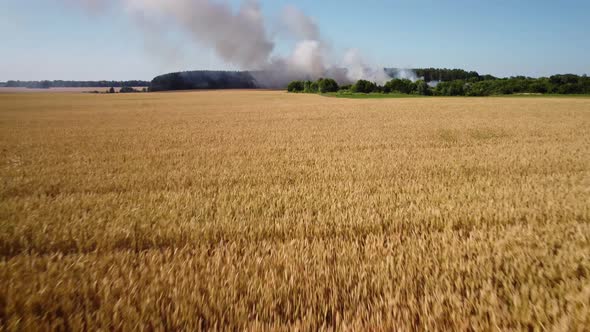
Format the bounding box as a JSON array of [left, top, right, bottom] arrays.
[[150, 71, 257, 92], [288, 77, 434, 95], [434, 74, 590, 96], [288, 74, 590, 96], [0, 80, 150, 89]]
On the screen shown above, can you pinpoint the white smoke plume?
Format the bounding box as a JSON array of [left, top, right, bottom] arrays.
[[67, 0, 392, 87], [394, 69, 420, 82], [125, 0, 274, 69], [427, 80, 440, 87], [385, 68, 421, 82], [342, 49, 390, 85], [281, 5, 320, 41]]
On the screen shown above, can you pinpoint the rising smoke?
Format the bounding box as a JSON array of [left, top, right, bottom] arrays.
[[68, 0, 398, 87]]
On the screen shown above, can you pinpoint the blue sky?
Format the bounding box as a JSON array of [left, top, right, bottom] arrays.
[[1, 0, 588, 81]]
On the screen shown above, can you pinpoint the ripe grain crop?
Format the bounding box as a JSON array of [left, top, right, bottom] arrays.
[[0, 91, 589, 331]]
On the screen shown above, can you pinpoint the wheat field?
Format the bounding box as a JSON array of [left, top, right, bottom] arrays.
[[0, 91, 589, 331]]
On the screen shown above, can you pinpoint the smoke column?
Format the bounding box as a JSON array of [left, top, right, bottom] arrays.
[[68, 0, 397, 87]]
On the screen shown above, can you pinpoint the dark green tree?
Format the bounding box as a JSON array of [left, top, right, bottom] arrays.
[[287, 80, 305, 92], [120, 86, 138, 93], [352, 80, 377, 93], [415, 80, 431, 95], [435, 80, 465, 96], [309, 81, 319, 93], [318, 78, 339, 93], [384, 79, 417, 94]]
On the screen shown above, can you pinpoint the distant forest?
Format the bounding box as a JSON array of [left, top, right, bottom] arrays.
[[3, 69, 589, 95], [150, 69, 590, 95], [148, 69, 493, 92], [0, 80, 150, 89], [385, 68, 498, 82], [290, 69, 590, 96], [149, 71, 257, 92]]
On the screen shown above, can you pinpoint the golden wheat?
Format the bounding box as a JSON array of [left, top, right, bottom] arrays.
[[0, 91, 589, 331]]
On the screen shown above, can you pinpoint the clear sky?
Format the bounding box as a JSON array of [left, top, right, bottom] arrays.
[[1, 0, 588, 81]]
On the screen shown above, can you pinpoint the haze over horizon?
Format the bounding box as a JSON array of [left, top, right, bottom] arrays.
[[1, 0, 589, 81]]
